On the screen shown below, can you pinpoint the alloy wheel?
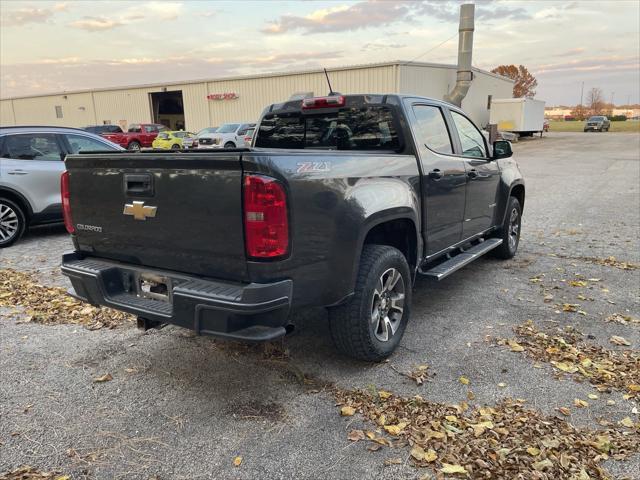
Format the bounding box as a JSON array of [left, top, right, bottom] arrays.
[[0, 203, 19, 243], [370, 268, 405, 342], [508, 207, 520, 251]]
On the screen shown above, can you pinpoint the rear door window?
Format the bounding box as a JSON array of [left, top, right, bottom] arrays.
[[1, 133, 63, 161], [255, 106, 401, 151], [412, 105, 453, 154], [450, 111, 487, 158], [65, 134, 119, 153]]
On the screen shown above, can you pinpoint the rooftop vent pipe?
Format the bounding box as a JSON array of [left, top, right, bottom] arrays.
[[444, 3, 475, 107]]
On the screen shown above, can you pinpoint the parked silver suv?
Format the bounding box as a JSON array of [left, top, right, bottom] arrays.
[[0, 126, 123, 247]]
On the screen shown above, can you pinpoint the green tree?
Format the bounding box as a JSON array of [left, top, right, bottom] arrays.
[[491, 65, 538, 98]]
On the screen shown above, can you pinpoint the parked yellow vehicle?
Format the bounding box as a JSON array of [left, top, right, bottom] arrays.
[[152, 131, 196, 150]]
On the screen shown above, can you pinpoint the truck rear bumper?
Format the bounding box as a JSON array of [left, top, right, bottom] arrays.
[[61, 252, 292, 342]]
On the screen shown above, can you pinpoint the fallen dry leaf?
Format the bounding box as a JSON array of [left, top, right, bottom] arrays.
[[384, 457, 402, 466], [459, 376, 470, 385], [233, 456, 242, 467], [440, 463, 467, 475], [574, 398, 588, 408], [347, 429, 365, 442], [609, 335, 631, 346], [340, 406, 356, 416], [605, 313, 640, 325], [619, 417, 635, 428], [93, 373, 113, 383]]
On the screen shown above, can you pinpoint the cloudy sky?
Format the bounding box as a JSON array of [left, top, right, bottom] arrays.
[[1, 0, 639, 105]]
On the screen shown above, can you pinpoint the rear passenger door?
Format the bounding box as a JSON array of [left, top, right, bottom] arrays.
[[406, 101, 467, 257], [448, 110, 501, 237], [0, 133, 66, 214]]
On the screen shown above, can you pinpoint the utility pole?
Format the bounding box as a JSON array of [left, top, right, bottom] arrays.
[[580, 81, 584, 106]]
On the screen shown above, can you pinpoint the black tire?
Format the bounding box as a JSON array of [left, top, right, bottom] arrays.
[[171, 144, 180, 150], [329, 245, 412, 362], [128, 141, 141, 151], [224, 142, 235, 149], [492, 196, 522, 259], [0, 197, 27, 248]]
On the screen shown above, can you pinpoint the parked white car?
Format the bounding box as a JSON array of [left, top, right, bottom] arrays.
[[198, 123, 255, 149]]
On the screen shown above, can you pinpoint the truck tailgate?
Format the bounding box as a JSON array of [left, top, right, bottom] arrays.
[[65, 153, 248, 281]]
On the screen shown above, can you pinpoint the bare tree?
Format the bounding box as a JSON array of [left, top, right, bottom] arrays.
[[491, 64, 538, 98], [587, 88, 605, 115]]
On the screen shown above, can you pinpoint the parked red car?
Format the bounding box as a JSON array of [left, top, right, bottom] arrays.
[[102, 123, 167, 151]]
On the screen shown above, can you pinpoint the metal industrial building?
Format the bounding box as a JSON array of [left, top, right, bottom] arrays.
[[0, 61, 512, 132]]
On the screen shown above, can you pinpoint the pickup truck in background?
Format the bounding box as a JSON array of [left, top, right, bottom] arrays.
[[102, 123, 168, 151], [197, 122, 255, 149], [61, 94, 525, 361]]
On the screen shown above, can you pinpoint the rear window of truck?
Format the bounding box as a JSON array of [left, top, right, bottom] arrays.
[[255, 106, 401, 151]]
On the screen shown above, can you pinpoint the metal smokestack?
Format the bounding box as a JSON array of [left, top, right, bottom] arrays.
[[444, 3, 475, 107]]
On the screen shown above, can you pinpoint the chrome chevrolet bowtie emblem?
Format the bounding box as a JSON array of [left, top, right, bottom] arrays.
[[123, 201, 157, 221]]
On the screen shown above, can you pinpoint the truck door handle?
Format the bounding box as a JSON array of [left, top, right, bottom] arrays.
[[468, 169, 478, 179], [8, 169, 28, 175], [428, 169, 443, 180]]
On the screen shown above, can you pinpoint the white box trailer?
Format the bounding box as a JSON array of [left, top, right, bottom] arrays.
[[489, 98, 546, 136]]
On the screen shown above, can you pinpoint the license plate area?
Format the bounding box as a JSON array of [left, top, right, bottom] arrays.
[[138, 273, 172, 303]]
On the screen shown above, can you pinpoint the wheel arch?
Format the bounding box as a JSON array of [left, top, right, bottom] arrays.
[[353, 210, 421, 288], [498, 180, 525, 225], [0, 186, 33, 220]]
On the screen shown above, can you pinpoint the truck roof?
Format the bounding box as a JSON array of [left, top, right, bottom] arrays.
[[264, 93, 461, 115], [0, 125, 91, 135]]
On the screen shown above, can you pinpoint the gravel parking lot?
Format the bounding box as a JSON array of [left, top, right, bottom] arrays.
[[1, 132, 639, 480]]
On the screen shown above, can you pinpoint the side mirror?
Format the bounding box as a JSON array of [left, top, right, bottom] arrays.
[[492, 140, 512, 160]]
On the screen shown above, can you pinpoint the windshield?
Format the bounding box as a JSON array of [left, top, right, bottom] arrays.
[[197, 127, 217, 136], [217, 123, 240, 133], [254, 106, 401, 151], [588, 116, 605, 121]]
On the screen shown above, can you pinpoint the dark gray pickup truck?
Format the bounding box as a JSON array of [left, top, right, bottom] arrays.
[[61, 94, 524, 361]]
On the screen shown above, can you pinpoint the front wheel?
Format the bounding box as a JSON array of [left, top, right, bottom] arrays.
[[492, 196, 522, 259], [329, 245, 411, 362], [171, 144, 180, 150], [224, 142, 235, 149], [0, 197, 27, 248], [128, 141, 141, 151]]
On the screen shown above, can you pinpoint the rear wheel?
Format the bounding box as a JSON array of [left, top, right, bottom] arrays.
[[329, 245, 411, 362], [0, 197, 27, 248], [224, 142, 235, 149], [128, 141, 141, 151], [492, 196, 522, 259]]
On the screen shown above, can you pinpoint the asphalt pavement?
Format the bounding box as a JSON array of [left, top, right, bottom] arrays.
[[1, 132, 638, 479]]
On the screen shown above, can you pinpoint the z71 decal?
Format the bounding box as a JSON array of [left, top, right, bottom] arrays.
[[296, 161, 331, 174]]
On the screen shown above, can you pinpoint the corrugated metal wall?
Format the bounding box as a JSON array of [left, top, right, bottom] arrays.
[[0, 100, 15, 125], [399, 64, 513, 126], [0, 63, 510, 130], [202, 65, 397, 130]]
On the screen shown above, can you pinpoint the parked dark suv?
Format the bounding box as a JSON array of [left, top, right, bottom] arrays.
[[584, 116, 610, 132], [0, 126, 122, 247]]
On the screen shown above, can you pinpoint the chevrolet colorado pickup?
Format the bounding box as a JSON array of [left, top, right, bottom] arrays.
[[61, 94, 525, 361]]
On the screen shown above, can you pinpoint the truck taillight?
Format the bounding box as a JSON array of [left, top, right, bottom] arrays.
[[301, 95, 345, 109], [243, 174, 288, 259], [61, 171, 75, 234]]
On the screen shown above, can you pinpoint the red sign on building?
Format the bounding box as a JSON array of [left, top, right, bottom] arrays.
[[206, 93, 239, 100]]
